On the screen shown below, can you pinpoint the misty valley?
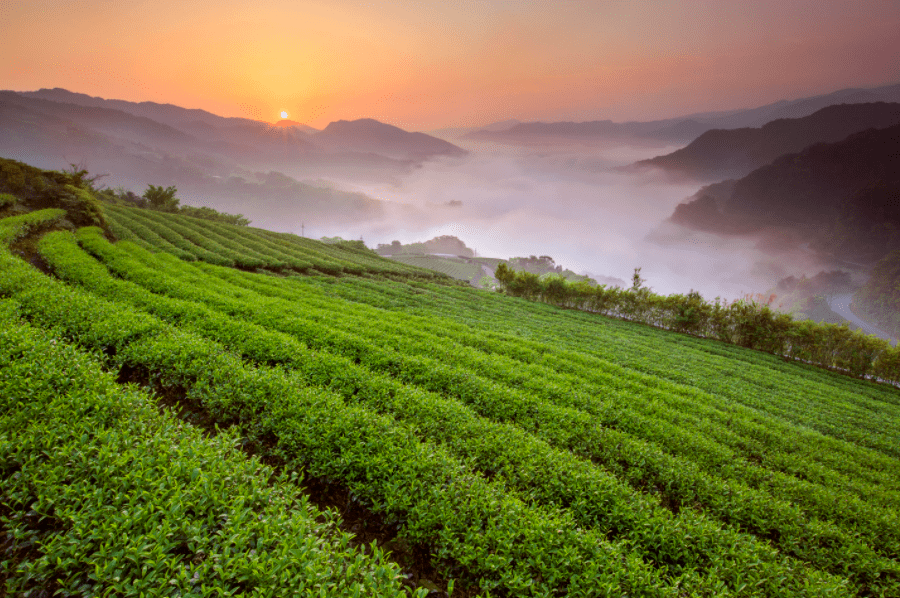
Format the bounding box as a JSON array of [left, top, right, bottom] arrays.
[[2, 84, 898, 338]]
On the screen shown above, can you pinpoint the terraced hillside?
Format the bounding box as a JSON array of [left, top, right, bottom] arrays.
[[2, 187, 900, 596]]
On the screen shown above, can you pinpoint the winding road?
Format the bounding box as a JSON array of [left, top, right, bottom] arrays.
[[828, 293, 897, 345]]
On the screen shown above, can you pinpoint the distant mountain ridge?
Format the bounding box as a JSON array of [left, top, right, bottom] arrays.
[[465, 81, 900, 144], [632, 102, 900, 181], [0, 88, 468, 231], [21, 87, 263, 130], [13, 88, 465, 161], [315, 118, 467, 160]]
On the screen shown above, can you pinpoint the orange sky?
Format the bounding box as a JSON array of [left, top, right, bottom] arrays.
[[4, 0, 899, 130]]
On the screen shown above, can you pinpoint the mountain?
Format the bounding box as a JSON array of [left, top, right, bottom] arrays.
[[466, 81, 900, 146], [315, 118, 467, 160], [667, 123, 900, 262], [633, 103, 900, 181], [0, 90, 425, 229], [21, 87, 260, 130], [13, 88, 461, 166], [273, 119, 319, 134]]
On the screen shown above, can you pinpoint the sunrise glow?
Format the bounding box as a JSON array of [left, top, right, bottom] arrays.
[[3, 0, 898, 129]]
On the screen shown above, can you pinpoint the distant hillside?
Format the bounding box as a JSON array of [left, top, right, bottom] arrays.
[[375, 235, 475, 257], [634, 103, 900, 181], [668, 123, 900, 263], [315, 118, 467, 160], [376, 240, 621, 289], [273, 119, 319, 134]]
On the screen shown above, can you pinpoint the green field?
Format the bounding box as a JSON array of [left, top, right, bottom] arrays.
[[2, 180, 900, 596]]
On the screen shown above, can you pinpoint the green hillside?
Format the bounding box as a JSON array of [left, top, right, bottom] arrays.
[[2, 161, 900, 596], [387, 254, 484, 284]]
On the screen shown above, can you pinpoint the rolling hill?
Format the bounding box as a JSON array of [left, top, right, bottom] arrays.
[[633, 102, 900, 181], [2, 158, 900, 597]]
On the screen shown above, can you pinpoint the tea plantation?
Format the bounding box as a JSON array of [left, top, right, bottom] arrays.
[[1, 170, 899, 596]]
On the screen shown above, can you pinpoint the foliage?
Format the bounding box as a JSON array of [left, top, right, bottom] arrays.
[[0, 208, 67, 245], [0, 312, 410, 597], [376, 235, 475, 257], [495, 263, 897, 380], [178, 204, 251, 226], [143, 184, 181, 212], [0, 158, 106, 228], [854, 250, 900, 337]]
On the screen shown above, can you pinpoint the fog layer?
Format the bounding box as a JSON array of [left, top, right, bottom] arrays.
[[298, 139, 821, 300]]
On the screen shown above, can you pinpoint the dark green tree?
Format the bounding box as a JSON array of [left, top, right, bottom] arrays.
[[143, 184, 180, 212]]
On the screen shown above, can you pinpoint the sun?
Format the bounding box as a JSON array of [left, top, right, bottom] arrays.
[[280, 111, 288, 119]]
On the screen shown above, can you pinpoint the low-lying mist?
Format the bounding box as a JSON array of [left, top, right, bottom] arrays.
[[284, 139, 825, 301]]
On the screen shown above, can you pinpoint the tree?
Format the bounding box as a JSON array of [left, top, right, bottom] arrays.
[[143, 184, 180, 212], [631, 267, 646, 292]]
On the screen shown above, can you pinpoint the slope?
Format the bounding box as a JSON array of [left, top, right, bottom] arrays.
[[1, 163, 899, 596]]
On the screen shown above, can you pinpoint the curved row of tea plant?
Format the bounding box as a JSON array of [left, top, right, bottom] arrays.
[[0, 208, 66, 244], [0, 304, 412, 598], [126, 249, 900, 511], [58, 229, 900, 592], [38, 230, 880, 594], [325, 277, 900, 460], [0, 247, 742, 598], [207, 268, 900, 464], [106, 205, 443, 279], [105, 204, 230, 264], [132, 208, 281, 269]]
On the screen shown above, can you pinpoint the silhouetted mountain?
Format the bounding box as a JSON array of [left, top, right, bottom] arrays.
[[465, 115, 751, 144], [634, 103, 900, 181], [668, 123, 900, 263], [315, 118, 467, 160], [480, 118, 521, 132]]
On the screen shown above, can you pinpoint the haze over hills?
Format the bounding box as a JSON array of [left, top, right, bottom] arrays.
[[665, 123, 900, 264], [632, 102, 900, 181], [4, 81, 900, 300]]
